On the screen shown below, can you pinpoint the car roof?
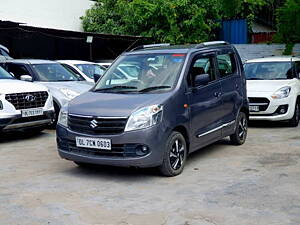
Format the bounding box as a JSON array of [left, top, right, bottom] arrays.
[[246, 56, 300, 63], [57, 60, 97, 65], [5, 59, 58, 64], [125, 42, 233, 55]]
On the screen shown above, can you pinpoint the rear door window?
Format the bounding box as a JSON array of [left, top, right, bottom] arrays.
[[217, 53, 237, 78]]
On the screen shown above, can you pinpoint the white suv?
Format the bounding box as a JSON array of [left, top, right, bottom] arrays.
[[245, 56, 300, 126], [0, 66, 55, 132]]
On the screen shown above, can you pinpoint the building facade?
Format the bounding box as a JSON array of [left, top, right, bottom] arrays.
[[0, 0, 94, 32]]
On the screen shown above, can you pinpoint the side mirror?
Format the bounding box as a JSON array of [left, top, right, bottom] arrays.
[[20, 75, 33, 82], [194, 73, 210, 87], [93, 73, 101, 83]]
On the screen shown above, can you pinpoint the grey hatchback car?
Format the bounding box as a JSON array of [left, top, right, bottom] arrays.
[[56, 41, 249, 176]]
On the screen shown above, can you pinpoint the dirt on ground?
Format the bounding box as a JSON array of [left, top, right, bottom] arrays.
[[0, 122, 299, 225]]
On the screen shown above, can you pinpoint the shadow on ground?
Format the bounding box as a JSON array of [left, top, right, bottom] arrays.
[[249, 120, 293, 128], [62, 139, 230, 179], [0, 131, 49, 143]]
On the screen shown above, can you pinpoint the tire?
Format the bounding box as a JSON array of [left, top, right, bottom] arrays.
[[230, 112, 248, 145], [288, 103, 300, 127], [159, 131, 187, 177], [50, 102, 60, 128]]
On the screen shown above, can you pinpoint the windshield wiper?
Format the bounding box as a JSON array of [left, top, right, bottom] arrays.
[[94, 85, 138, 92], [139, 86, 171, 93]]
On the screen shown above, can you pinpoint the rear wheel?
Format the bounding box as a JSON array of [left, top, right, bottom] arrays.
[[159, 131, 187, 177], [288, 103, 300, 127], [230, 112, 248, 145]]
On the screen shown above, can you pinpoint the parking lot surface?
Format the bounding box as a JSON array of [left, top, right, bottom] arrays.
[[0, 123, 300, 225]]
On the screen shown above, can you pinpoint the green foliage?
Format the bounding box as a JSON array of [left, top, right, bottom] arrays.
[[275, 0, 300, 43], [282, 43, 295, 55], [81, 0, 222, 44], [81, 0, 297, 45]]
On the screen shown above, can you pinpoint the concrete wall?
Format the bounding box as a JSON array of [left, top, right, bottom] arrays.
[[0, 0, 94, 32], [234, 44, 300, 62]]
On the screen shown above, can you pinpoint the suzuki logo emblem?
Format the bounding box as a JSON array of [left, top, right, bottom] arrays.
[[24, 95, 36, 102], [90, 119, 98, 129]]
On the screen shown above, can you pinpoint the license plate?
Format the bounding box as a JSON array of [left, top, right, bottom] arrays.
[[249, 105, 259, 112], [21, 108, 44, 117], [76, 137, 111, 150]]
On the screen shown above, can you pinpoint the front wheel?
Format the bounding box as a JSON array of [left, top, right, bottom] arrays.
[[159, 131, 187, 177], [230, 112, 248, 145], [288, 103, 299, 127]]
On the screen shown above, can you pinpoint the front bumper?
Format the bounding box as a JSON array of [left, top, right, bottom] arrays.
[[0, 110, 55, 131], [249, 94, 296, 121], [56, 124, 170, 168]]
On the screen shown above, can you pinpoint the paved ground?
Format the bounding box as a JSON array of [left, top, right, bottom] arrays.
[[0, 122, 300, 225]]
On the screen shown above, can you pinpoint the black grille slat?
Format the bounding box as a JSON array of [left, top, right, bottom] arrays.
[[68, 115, 127, 135], [248, 97, 270, 111], [5, 92, 48, 110]]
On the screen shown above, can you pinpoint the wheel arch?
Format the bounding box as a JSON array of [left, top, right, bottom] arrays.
[[172, 125, 190, 153]]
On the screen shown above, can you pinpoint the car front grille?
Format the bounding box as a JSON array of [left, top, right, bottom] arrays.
[[68, 114, 128, 135], [248, 97, 270, 111], [5, 91, 48, 110]]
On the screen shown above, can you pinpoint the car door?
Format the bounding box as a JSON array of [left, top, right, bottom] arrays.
[[216, 50, 243, 135], [187, 52, 224, 149]]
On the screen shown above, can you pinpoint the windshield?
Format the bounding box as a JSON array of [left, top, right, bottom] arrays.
[[93, 53, 186, 93], [32, 63, 84, 82], [245, 62, 294, 80], [0, 66, 13, 79], [75, 64, 106, 79]]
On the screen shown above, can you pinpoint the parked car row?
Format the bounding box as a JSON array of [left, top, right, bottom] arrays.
[[1, 41, 300, 177]]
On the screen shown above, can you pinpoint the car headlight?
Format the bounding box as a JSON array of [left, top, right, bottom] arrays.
[[60, 88, 80, 100], [0, 100, 3, 110], [125, 105, 163, 132], [58, 107, 68, 127], [271, 86, 291, 99]]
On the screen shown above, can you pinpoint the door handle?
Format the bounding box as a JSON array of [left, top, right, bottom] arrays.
[[214, 92, 222, 97]]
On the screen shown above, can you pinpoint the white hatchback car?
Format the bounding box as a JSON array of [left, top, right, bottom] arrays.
[[245, 56, 300, 126], [58, 60, 106, 83]]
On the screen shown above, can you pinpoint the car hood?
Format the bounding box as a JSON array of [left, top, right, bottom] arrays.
[[0, 79, 47, 94], [68, 91, 171, 117], [38, 81, 93, 94], [247, 80, 294, 93]]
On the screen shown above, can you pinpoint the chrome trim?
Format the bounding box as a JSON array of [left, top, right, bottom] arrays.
[[197, 120, 235, 138], [249, 103, 268, 106], [69, 113, 127, 119], [3, 119, 51, 130]]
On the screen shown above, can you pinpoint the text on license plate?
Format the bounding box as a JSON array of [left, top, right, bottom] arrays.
[[21, 108, 44, 117], [249, 105, 259, 112], [75, 137, 111, 150]]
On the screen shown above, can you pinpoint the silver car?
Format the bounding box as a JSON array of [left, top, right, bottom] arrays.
[[2, 59, 94, 122]]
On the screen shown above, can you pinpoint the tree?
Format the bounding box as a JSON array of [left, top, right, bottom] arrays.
[[275, 0, 300, 44], [81, 0, 222, 44], [81, 0, 290, 45]]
